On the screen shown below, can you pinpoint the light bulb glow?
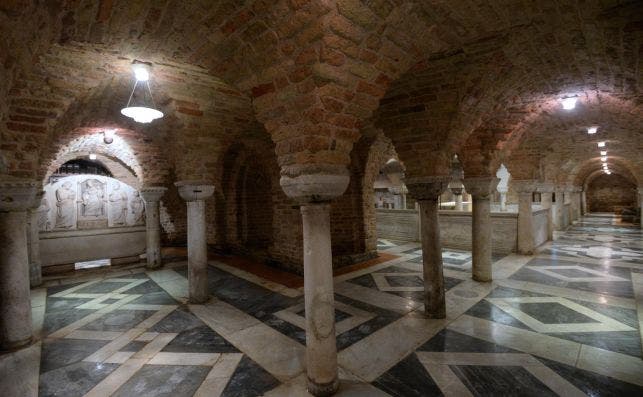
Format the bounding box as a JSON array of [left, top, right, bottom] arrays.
[[89, 153, 97, 160], [600, 151, 607, 156], [597, 141, 606, 147], [601, 156, 607, 162], [133, 66, 149, 82], [561, 97, 577, 110], [606, 171, 611, 174], [121, 106, 164, 123], [587, 126, 598, 134]]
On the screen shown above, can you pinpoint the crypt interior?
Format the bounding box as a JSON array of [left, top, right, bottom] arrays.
[[0, 1, 642, 396]]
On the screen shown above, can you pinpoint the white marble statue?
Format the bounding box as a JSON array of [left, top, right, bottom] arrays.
[[38, 196, 51, 231], [109, 182, 128, 225], [81, 179, 105, 217], [130, 191, 145, 225], [55, 182, 75, 228]]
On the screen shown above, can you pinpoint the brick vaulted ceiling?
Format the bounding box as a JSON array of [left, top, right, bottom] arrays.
[[0, 0, 641, 187]]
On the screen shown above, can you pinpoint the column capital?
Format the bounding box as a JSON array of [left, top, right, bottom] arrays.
[[280, 171, 349, 203], [462, 177, 500, 198], [0, 179, 38, 212], [140, 186, 168, 202], [28, 190, 45, 212], [406, 176, 450, 200], [535, 182, 555, 193], [175, 181, 215, 201], [511, 180, 538, 194]]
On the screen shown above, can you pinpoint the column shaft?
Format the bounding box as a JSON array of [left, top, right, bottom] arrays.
[[301, 203, 338, 396], [187, 200, 208, 303], [517, 192, 535, 254], [418, 199, 446, 318], [455, 194, 463, 211], [471, 196, 492, 281], [145, 200, 162, 268], [0, 210, 33, 349], [541, 192, 554, 241], [27, 209, 42, 287]]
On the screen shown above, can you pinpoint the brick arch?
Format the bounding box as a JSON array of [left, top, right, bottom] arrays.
[[571, 157, 639, 188]]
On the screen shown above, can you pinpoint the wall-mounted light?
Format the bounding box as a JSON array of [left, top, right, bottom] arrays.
[[561, 96, 578, 110], [600, 150, 607, 156], [103, 129, 116, 144], [587, 126, 598, 134], [597, 141, 606, 147], [89, 153, 97, 160]]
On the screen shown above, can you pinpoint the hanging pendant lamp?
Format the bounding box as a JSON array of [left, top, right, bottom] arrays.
[[121, 61, 164, 124]]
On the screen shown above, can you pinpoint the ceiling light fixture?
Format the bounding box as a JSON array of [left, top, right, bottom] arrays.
[[587, 126, 598, 134], [89, 153, 97, 160], [606, 170, 612, 175], [561, 96, 578, 110], [103, 129, 116, 144], [597, 141, 606, 147], [600, 150, 607, 156], [121, 61, 164, 124], [601, 156, 607, 162]]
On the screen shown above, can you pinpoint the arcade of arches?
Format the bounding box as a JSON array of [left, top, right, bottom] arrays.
[[0, 1, 642, 396]]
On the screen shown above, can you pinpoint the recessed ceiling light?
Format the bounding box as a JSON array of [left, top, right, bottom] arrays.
[[597, 141, 606, 147], [587, 126, 598, 134], [600, 151, 607, 156], [601, 156, 607, 162], [89, 153, 97, 160], [561, 97, 578, 110]]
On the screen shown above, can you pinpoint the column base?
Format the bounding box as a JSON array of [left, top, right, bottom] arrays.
[[145, 262, 162, 270], [188, 295, 210, 305], [0, 335, 33, 352], [424, 309, 446, 319], [472, 274, 491, 282], [307, 376, 339, 397]]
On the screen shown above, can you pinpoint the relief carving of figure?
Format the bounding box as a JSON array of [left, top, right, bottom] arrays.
[[130, 191, 145, 225], [55, 182, 75, 228], [82, 179, 105, 217], [38, 196, 51, 231], [109, 182, 128, 225]]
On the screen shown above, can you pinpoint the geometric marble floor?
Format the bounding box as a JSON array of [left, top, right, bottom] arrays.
[[1, 213, 642, 396]]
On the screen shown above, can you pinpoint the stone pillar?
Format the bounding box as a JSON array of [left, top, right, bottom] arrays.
[[406, 176, 450, 318], [574, 189, 582, 220], [537, 183, 554, 241], [27, 192, 44, 287], [553, 186, 565, 231], [513, 181, 536, 255], [140, 187, 167, 269], [281, 171, 350, 396], [581, 190, 587, 215], [463, 177, 500, 282], [638, 188, 643, 229], [0, 180, 38, 350], [176, 181, 215, 304]]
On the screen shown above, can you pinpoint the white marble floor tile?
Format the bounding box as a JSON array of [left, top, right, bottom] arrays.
[[65, 330, 124, 341], [212, 262, 302, 297], [194, 353, 244, 397], [146, 269, 189, 304], [0, 341, 40, 397], [577, 344, 643, 386], [334, 281, 422, 314], [148, 352, 220, 366]]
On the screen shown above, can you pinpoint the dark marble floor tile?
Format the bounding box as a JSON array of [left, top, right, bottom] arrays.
[[465, 300, 531, 330], [418, 329, 518, 353], [162, 325, 239, 353], [102, 298, 120, 304], [372, 353, 442, 397], [46, 281, 86, 296], [44, 308, 96, 335], [112, 364, 210, 397], [74, 281, 131, 294], [487, 286, 550, 299], [150, 307, 204, 333], [374, 265, 418, 273], [45, 297, 92, 313], [123, 279, 165, 294], [39, 361, 118, 397], [547, 331, 642, 357], [573, 300, 640, 329], [80, 309, 157, 332], [516, 302, 599, 324], [120, 340, 148, 352], [129, 290, 178, 305], [40, 338, 111, 373], [263, 316, 306, 345], [222, 355, 280, 397], [451, 365, 557, 397], [537, 356, 643, 396]]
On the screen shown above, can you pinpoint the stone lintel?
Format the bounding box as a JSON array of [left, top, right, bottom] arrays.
[[175, 181, 215, 201], [0, 180, 39, 212], [406, 176, 450, 200], [462, 177, 500, 198], [140, 186, 168, 202], [511, 180, 538, 194], [535, 182, 555, 193]]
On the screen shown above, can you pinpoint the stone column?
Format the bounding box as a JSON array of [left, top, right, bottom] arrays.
[[513, 181, 536, 255], [463, 177, 500, 282], [638, 188, 643, 229], [574, 189, 582, 220], [27, 192, 44, 287], [581, 190, 587, 215], [281, 171, 349, 396], [537, 183, 554, 241], [176, 181, 215, 304], [0, 180, 38, 350], [552, 186, 565, 231], [406, 176, 450, 318], [140, 187, 167, 269]]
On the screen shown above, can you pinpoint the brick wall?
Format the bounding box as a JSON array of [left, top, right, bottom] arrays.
[[587, 174, 637, 213]]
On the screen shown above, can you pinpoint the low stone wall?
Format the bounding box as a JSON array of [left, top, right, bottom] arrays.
[[377, 207, 549, 254], [40, 226, 146, 267]]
